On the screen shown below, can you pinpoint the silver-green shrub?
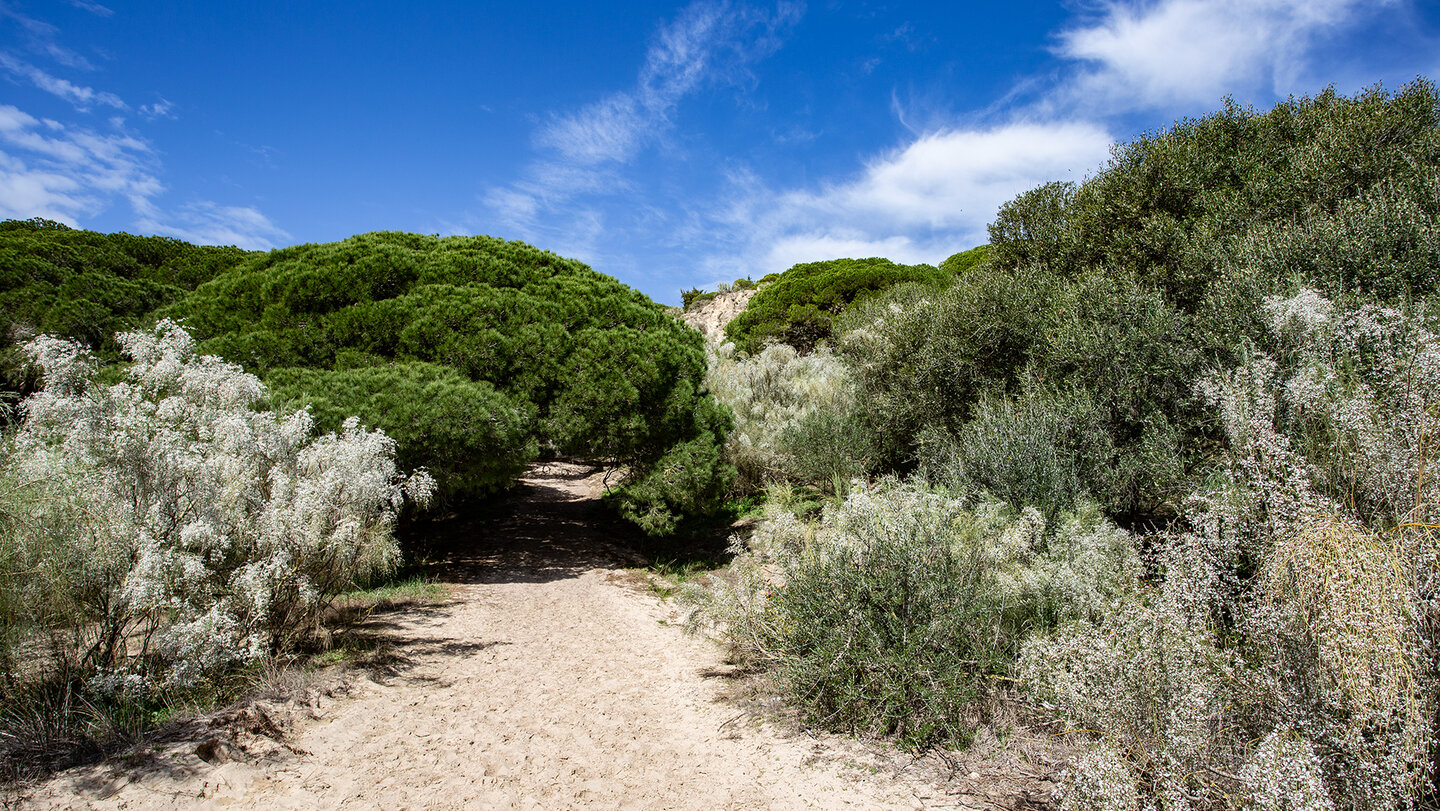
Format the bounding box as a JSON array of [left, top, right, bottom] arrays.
[[704, 341, 866, 491], [687, 478, 1138, 749], [2, 321, 434, 688], [1023, 289, 1438, 810]]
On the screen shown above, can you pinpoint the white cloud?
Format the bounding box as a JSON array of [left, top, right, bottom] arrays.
[[0, 104, 157, 222], [533, 0, 802, 166], [539, 96, 646, 165], [40, 41, 95, 71], [703, 121, 1113, 278], [139, 98, 176, 120], [0, 151, 89, 221], [135, 201, 290, 250], [0, 8, 284, 249], [815, 123, 1112, 231], [0, 52, 126, 110], [1053, 0, 1393, 111], [0, 103, 284, 249], [483, 0, 802, 263]]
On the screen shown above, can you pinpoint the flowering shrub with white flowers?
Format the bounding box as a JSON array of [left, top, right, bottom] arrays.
[[0, 321, 434, 689], [1022, 290, 1439, 810]]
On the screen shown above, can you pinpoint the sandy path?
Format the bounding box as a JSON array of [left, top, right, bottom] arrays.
[[18, 463, 997, 810]]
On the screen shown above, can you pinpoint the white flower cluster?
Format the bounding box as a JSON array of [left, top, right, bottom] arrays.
[[1055, 741, 1143, 811], [7, 321, 433, 687], [1239, 730, 1335, 811]]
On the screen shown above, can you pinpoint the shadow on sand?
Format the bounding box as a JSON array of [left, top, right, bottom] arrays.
[[401, 463, 643, 587]]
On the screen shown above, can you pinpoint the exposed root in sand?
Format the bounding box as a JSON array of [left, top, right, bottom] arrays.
[[13, 463, 1057, 810]]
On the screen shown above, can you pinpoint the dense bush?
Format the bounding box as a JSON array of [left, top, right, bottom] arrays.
[[937, 244, 990, 276], [1022, 290, 1439, 809], [171, 231, 731, 527], [833, 265, 1188, 517], [685, 480, 1137, 750], [988, 80, 1440, 308], [686, 85, 1440, 807], [0, 217, 251, 391], [723, 257, 953, 354], [265, 362, 535, 499], [704, 342, 869, 493], [681, 287, 716, 310], [838, 83, 1440, 523], [0, 322, 433, 689]]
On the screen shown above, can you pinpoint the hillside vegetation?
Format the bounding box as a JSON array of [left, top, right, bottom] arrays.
[[0, 218, 252, 391], [169, 231, 731, 526], [690, 81, 1440, 810], [7, 76, 1440, 809], [0, 227, 734, 774], [722, 256, 952, 353]]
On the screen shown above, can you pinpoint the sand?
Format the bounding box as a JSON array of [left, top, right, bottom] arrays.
[[15, 463, 1040, 810]]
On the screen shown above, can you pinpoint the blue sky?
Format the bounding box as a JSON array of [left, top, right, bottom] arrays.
[[2, 1, 1438, 303]]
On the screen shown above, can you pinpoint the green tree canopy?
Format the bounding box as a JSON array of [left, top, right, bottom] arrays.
[[841, 81, 1440, 524], [0, 218, 252, 389], [723, 257, 956, 354], [988, 80, 1440, 307], [171, 231, 731, 527]]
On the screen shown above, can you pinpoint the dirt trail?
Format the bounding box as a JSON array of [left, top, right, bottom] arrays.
[[18, 463, 1018, 810]]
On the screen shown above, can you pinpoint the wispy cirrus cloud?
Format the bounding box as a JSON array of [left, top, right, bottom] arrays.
[[134, 201, 290, 250], [138, 97, 176, 120], [0, 4, 283, 248], [480, 0, 803, 259], [67, 0, 112, 17], [0, 52, 126, 110], [0, 105, 287, 249], [0, 1, 98, 71], [536, 0, 803, 165]]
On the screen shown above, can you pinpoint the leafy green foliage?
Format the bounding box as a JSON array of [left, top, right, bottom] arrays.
[[690, 83, 1440, 800], [265, 362, 536, 498], [724, 257, 951, 354], [937, 244, 991, 276], [843, 82, 1440, 522], [989, 80, 1440, 308], [172, 231, 730, 525], [681, 287, 715, 310], [0, 218, 252, 388], [687, 481, 1139, 751]]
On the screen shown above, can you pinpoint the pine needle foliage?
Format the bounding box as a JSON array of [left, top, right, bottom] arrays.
[[170, 231, 730, 527], [724, 257, 954, 354], [0, 217, 252, 394]]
